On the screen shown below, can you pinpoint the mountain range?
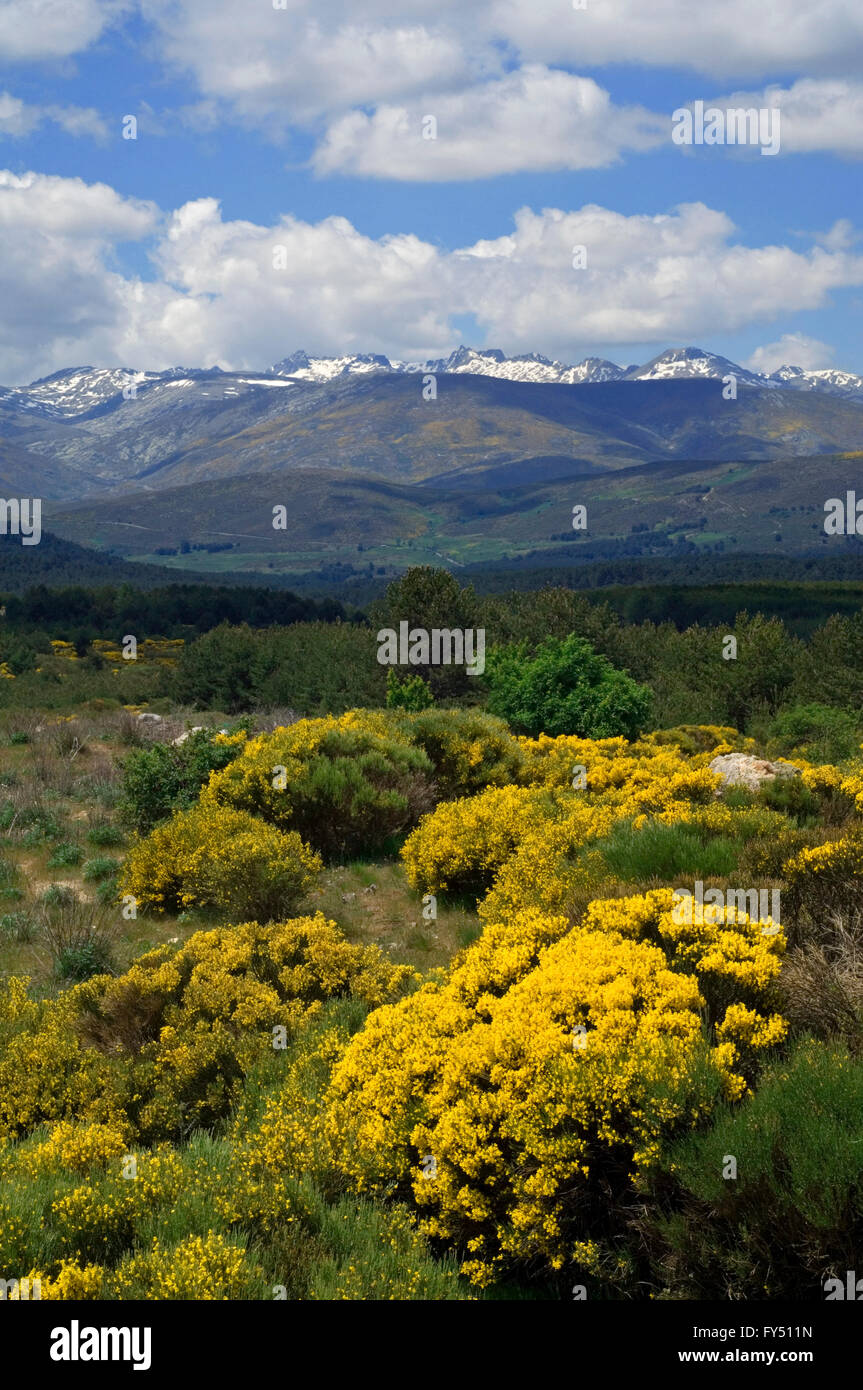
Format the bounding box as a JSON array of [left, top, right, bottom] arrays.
[[5, 346, 863, 425], [0, 343, 861, 581]]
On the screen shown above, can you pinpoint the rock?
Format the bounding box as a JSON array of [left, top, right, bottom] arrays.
[[709, 752, 801, 794], [341, 892, 356, 902], [137, 712, 162, 723], [172, 726, 205, 746]]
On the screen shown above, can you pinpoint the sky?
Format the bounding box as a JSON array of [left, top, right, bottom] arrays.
[[0, 0, 861, 385]]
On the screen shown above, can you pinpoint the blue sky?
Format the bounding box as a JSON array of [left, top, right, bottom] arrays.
[[0, 0, 861, 384]]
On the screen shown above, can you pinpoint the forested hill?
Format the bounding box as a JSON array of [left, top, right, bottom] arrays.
[[0, 530, 206, 591]]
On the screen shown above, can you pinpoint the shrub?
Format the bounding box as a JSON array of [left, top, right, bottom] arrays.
[[119, 726, 249, 834], [37, 897, 119, 982], [783, 833, 863, 931], [325, 888, 786, 1286], [397, 707, 524, 799], [769, 703, 861, 765], [0, 911, 34, 943], [401, 786, 558, 897], [110, 1231, 259, 1300], [82, 857, 120, 884], [119, 802, 322, 920], [48, 843, 83, 868], [2, 916, 414, 1145], [779, 930, 863, 1052], [86, 821, 125, 847], [326, 909, 727, 1287], [386, 669, 433, 712], [202, 712, 435, 861], [649, 1039, 863, 1299], [57, 940, 116, 983], [485, 635, 652, 739]]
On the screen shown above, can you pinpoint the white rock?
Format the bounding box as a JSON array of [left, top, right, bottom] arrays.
[[137, 712, 162, 722], [709, 753, 801, 794], [172, 726, 205, 746]]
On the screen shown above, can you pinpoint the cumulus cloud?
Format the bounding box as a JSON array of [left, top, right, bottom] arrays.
[[313, 67, 666, 179], [140, 0, 474, 128], [0, 171, 158, 382], [706, 79, 863, 157], [0, 92, 108, 139], [451, 204, 863, 355], [134, 0, 863, 140], [0, 0, 129, 62], [746, 334, 836, 374], [1, 171, 861, 384], [491, 0, 863, 81]]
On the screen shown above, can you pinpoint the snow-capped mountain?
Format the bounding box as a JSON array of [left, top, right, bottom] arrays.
[[5, 345, 863, 421], [622, 346, 770, 388], [767, 364, 863, 396]]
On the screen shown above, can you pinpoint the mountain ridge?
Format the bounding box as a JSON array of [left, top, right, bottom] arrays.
[[5, 344, 863, 421]]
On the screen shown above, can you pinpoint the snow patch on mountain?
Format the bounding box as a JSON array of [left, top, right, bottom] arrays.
[[8, 345, 863, 417]]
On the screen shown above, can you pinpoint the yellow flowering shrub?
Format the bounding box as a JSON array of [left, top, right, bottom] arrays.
[[783, 832, 863, 923], [400, 786, 559, 896], [476, 799, 617, 920], [201, 710, 435, 859], [580, 889, 786, 1084], [12, 1261, 105, 1300], [20, 1121, 130, 1177], [119, 801, 322, 919], [0, 917, 414, 1145], [325, 905, 734, 1285], [109, 1231, 259, 1299], [395, 707, 524, 798]]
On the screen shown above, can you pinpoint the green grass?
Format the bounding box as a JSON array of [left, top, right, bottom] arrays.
[[598, 818, 740, 884]]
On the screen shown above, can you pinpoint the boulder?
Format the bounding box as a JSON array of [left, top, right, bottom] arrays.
[[709, 752, 801, 794], [172, 726, 205, 746], [137, 712, 162, 723]]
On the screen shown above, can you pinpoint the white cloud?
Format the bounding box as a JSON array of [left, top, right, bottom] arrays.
[[0, 171, 157, 382], [0, 92, 108, 139], [0, 0, 128, 62], [1, 171, 860, 385], [313, 66, 666, 179], [491, 0, 863, 80], [707, 79, 863, 157], [453, 204, 863, 356], [141, 0, 474, 128], [746, 334, 835, 374], [134, 0, 863, 141]]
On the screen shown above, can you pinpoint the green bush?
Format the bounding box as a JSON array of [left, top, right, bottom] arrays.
[[485, 635, 652, 739], [385, 669, 434, 712], [48, 842, 83, 868], [648, 1039, 863, 1299], [57, 939, 116, 983], [82, 857, 120, 884], [86, 821, 125, 847], [204, 717, 436, 862], [769, 703, 861, 764], [397, 707, 524, 799], [119, 726, 248, 834]]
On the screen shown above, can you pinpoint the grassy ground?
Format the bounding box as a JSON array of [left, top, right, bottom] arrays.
[[0, 706, 483, 992]]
